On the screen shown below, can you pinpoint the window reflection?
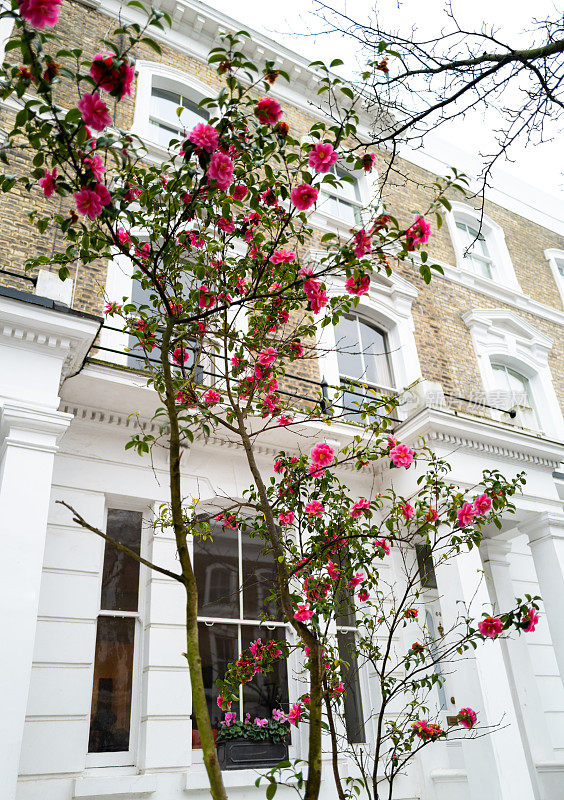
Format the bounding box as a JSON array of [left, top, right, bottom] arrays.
[[241, 626, 289, 720], [193, 622, 239, 747], [88, 616, 135, 753], [100, 510, 142, 612], [337, 630, 366, 744], [194, 525, 239, 618]]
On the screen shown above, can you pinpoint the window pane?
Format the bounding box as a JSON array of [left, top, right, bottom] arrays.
[[416, 543, 437, 589], [88, 616, 135, 753], [241, 625, 288, 720], [100, 510, 142, 612], [335, 167, 360, 202], [334, 576, 356, 627], [335, 314, 363, 380], [242, 532, 283, 621], [359, 321, 392, 387], [194, 622, 239, 745], [194, 524, 239, 618], [337, 631, 365, 743]]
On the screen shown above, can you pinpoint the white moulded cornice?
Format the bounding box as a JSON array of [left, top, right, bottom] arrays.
[[395, 404, 564, 470]]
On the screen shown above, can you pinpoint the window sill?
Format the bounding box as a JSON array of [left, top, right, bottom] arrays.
[[420, 257, 564, 327], [185, 767, 297, 791], [74, 774, 157, 797]]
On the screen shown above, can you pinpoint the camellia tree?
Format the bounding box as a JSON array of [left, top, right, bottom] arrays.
[[0, 2, 541, 800]]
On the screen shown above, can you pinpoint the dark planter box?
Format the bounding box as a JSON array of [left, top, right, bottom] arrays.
[[217, 739, 289, 770]]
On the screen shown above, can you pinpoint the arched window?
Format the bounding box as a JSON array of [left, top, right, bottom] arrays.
[[131, 62, 213, 154], [447, 203, 521, 291], [490, 362, 540, 430], [334, 313, 394, 419]]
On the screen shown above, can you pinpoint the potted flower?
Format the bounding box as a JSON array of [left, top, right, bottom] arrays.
[[216, 711, 289, 770]]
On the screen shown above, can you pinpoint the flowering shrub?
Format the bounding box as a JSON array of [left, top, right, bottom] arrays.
[[0, 5, 542, 799]]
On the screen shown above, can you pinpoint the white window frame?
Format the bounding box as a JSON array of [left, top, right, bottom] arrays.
[[131, 61, 215, 161], [544, 248, 564, 308], [187, 500, 297, 763], [446, 202, 522, 293], [315, 264, 421, 420], [462, 308, 564, 438], [307, 153, 378, 235], [86, 502, 149, 769]]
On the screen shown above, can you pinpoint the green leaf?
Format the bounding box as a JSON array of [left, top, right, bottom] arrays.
[[266, 781, 277, 800], [141, 37, 162, 54]]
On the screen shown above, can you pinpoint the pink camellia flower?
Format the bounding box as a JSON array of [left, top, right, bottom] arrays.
[[254, 717, 268, 727], [478, 616, 503, 638], [308, 462, 326, 477], [278, 510, 294, 526], [90, 53, 134, 99], [39, 167, 57, 198], [458, 707, 477, 729], [308, 142, 338, 174], [84, 154, 105, 181], [294, 604, 313, 622], [291, 183, 319, 211], [353, 229, 372, 258], [206, 152, 234, 191], [400, 502, 415, 521], [104, 301, 122, 315], [473, 494, 492, 516], [303, 278, 328, 314], [78, 92, 111, 131], [277, 414, 293, 426], [217, 695, 231, 710], [523, 607, 539, 633], [310, 442, 334, 467], [346, 273, 370, 296], [270, 248, 296, 264], [425, 507, 439, 522], [350, 498, 370, 518], [348, 571, 364, 589], [135, 243, 150, 261], [255, 97, 282, 125], [18, 0, 61, 28], [361, 152, 376, 172], [327, 561, 340, 580], [412, 720, 429, 739], [358, 588, 370, 602], [406, 214, 432, 250], [203, 389, 221, 405], [274, 459, 284, 474], [457, 502, 475, 528], [217, 216, 235, 233], [172, 347, 188, 365], [390, 444, 415, 468], [404, 607, 418, 619], [305, 500, 324, 517], [188, 122, 219, 153], [198, 285, 216, 309], [374, 538, 390, 555], [258, 347, 278, 366], [74, 186, 109, 219], [232, 184, 248, 200], [287, 701, 303, 725]]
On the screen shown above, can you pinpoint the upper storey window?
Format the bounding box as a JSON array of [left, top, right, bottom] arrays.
[[131, 61, 213, 155], [149, 83, 209, 148], [448, 202, 521, 292], [544, 249, 564, 308], [454, 220, 495, 279], [318, 166, 363, 226]]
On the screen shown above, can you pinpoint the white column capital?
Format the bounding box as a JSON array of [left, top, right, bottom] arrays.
[[0, 402, 73, 457], [481, 538, 513, 566], [519, 512, 564, 545]]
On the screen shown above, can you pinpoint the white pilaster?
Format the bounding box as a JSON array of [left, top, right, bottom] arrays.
[[0, 403, 73, 799], [520, 513, 564, 685], [434, 546, 537, 800]]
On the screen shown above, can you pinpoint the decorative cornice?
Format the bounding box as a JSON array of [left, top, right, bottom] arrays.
[[396, 406, 564, 469], [60, 401, 161, 436], [518, 511, 564, 543]]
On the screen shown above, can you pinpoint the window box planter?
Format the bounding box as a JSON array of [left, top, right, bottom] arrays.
[[217, 739, 289, 770]]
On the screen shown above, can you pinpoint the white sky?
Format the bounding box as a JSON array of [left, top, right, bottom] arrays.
[[209, 0, 564, 200]]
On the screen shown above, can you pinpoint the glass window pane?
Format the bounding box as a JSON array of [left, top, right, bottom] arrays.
[[335, 199, 358, 226], [334, 576, 356, 627], [335, 315, 363, 380], [88, 616, 135, 753], [337, 631, 365, 743], [335, 167, 360, 202], [194, 524, 239, 618], [194, 622, 239, 746], [359, 321, 392, 387], [241, 626, 289, 720], [242, 532, 283, 621], [416, 543, 437, 589], [100, 510, 142, 612]]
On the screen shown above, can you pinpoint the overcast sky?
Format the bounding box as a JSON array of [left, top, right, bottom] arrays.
[[209, 0, 564, 201]]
